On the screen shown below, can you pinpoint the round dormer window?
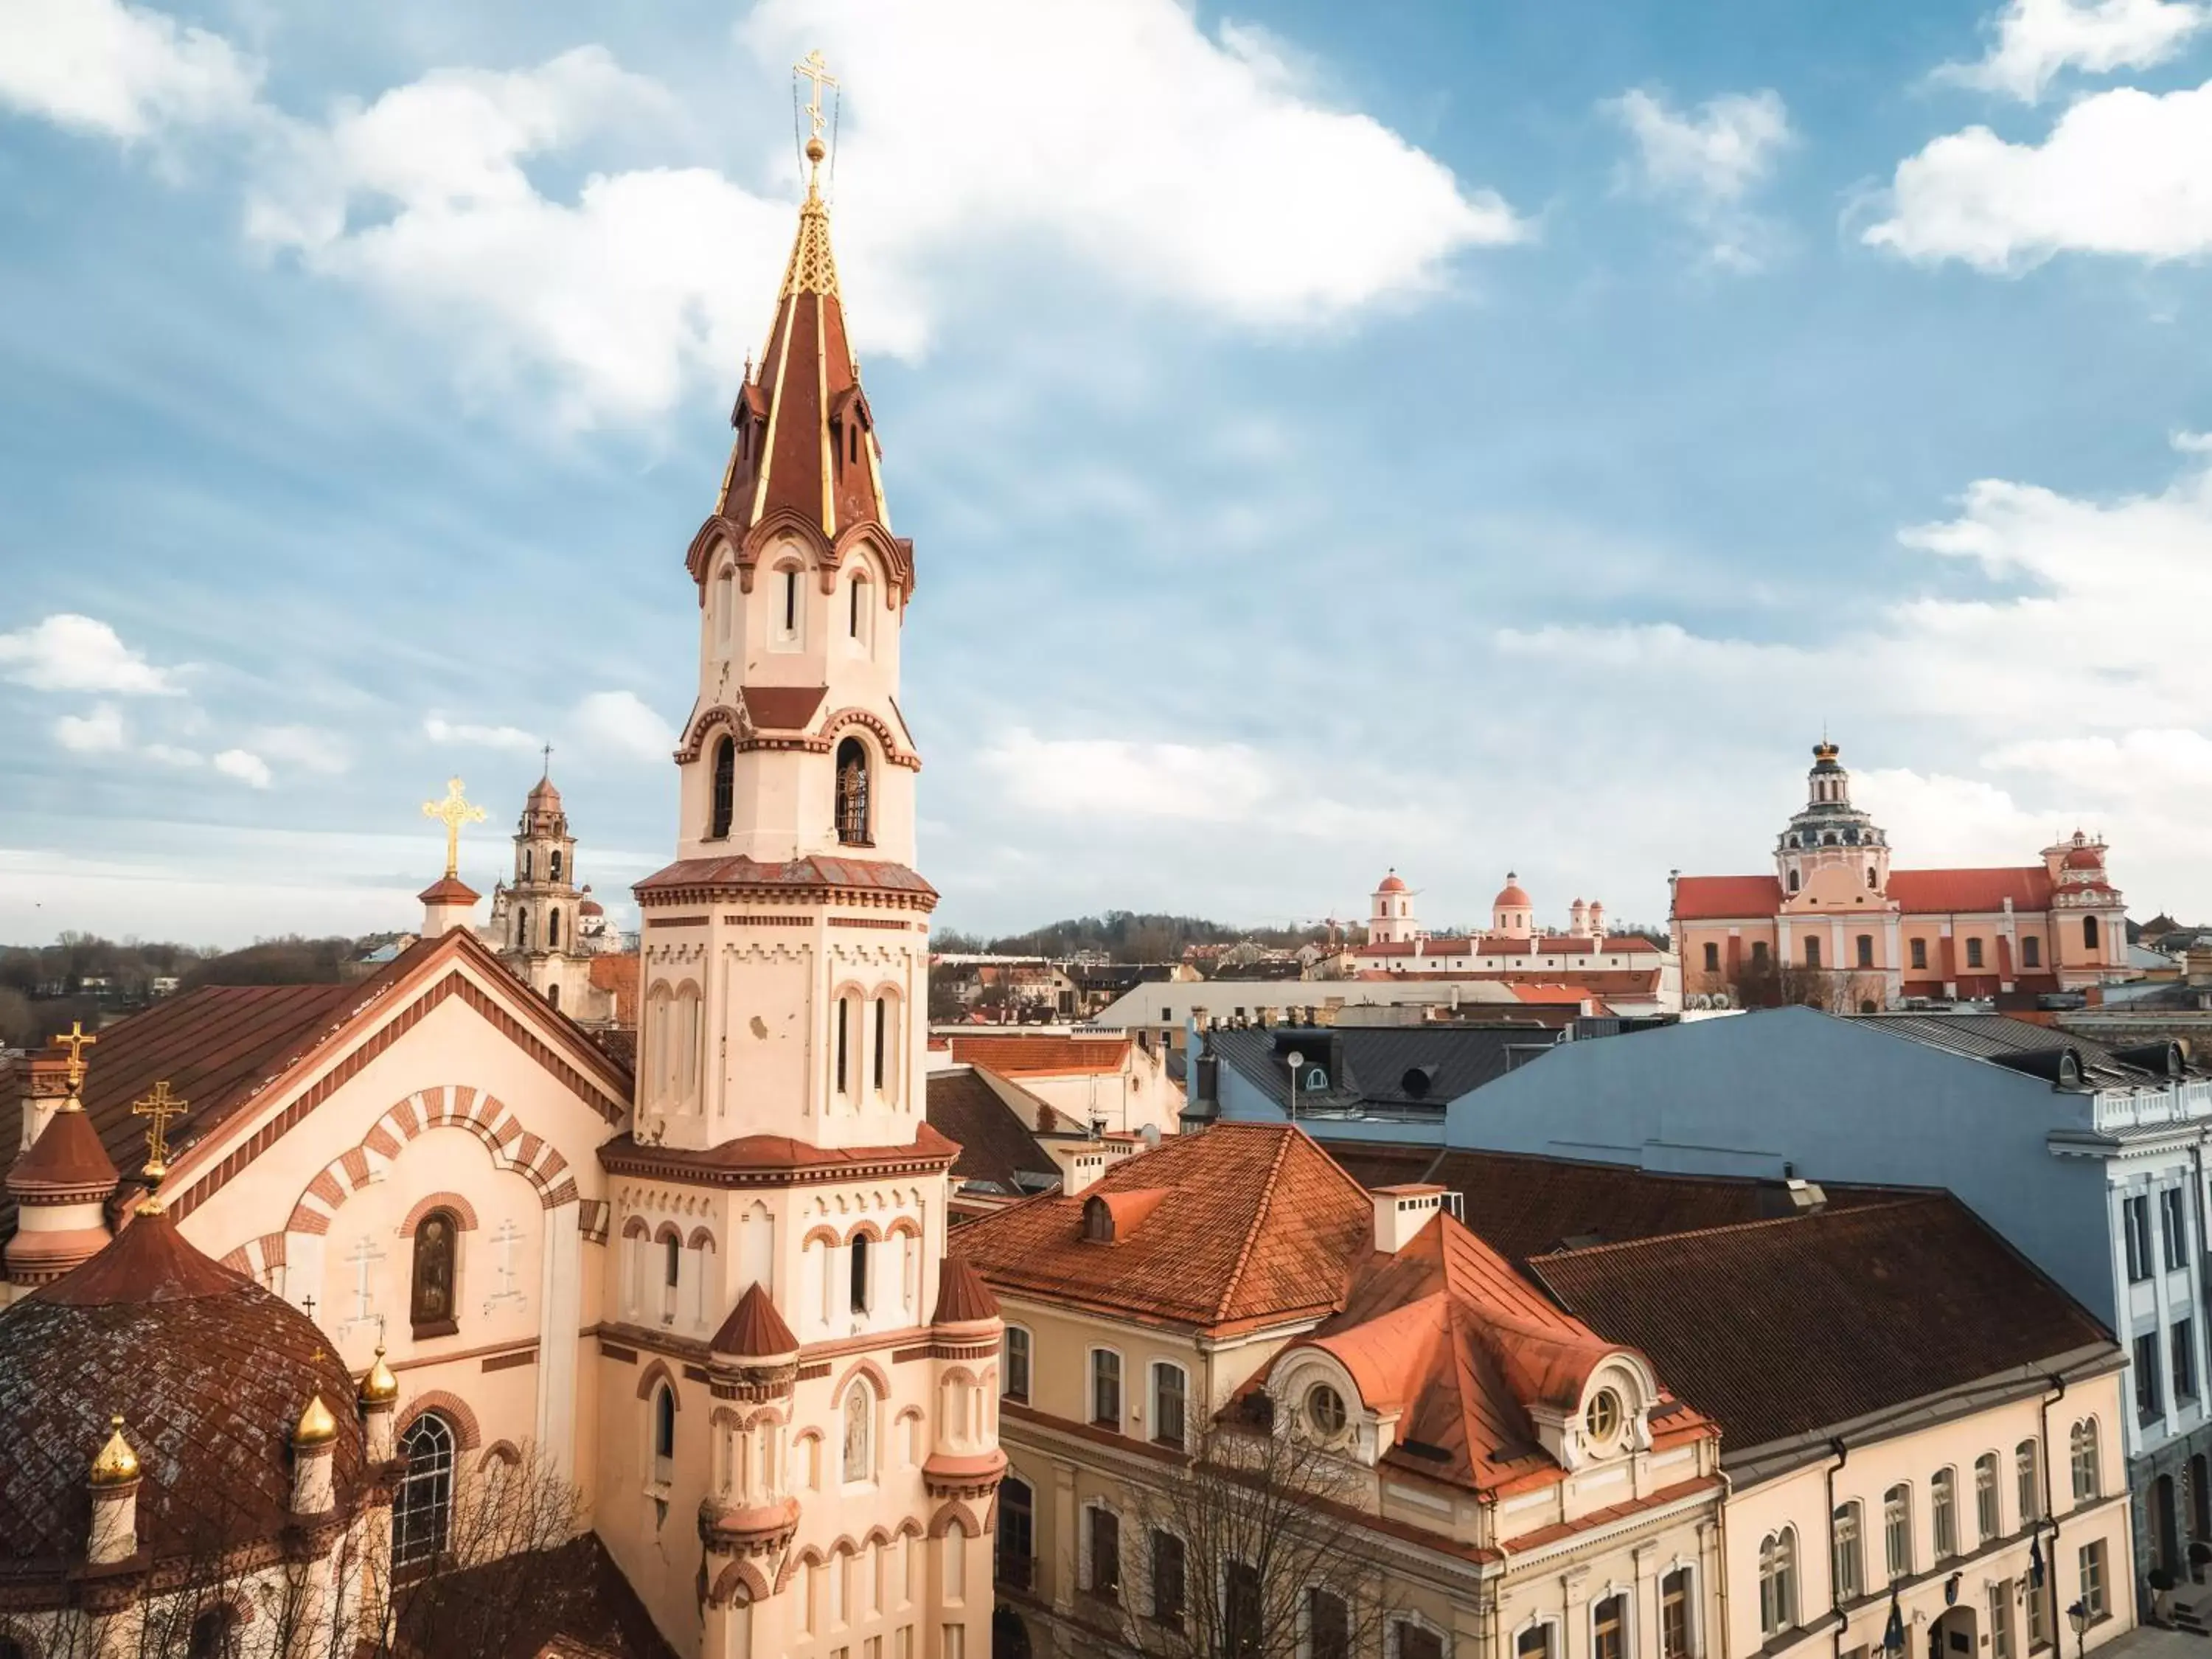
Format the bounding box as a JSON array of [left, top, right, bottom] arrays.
[[1585, 1388, 1622, 1445], [1305, 1383, 1348, 1439]]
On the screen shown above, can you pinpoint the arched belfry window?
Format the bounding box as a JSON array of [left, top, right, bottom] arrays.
[[515, 908, 528, 950], [394, 1411, 456, 1569], [2084, 915, 2101, 951], [411, 1208, 459, 1338], [709, 736, 735, 841], [523, 849, 532, 880], [548, 908, 561, 948], [550, 849, 563, 882], [835, 737, 872, 846]]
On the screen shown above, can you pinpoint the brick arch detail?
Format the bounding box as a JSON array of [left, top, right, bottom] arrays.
[[622, 1215, 651, 1240], [862, 1523, 894, 1548], [398, 1192, 481, 1237], [885, 1216, 922, 1241], [653, 1222, 683, 1248], [397, 1391, 481, 1451], [928, 1498, 981, 1540], [773, 1543, 829, 1595], [285, 1085, 577, 1240], [637, 1358, 680, 1405], [219, 1231, 288, 1281], [687, 1226, 717, 1252], [481, 1440, 521, 1468], [802, 1225, 841, 1250], [832, 1357, 891, 1402], [846, 1218, 884, 1244], [709, 1558, 772, 1609]]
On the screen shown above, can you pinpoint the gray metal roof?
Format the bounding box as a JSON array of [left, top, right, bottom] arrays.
[[1848, 1012, 2199, 1089], [1208, 1023, 1562, 1116]]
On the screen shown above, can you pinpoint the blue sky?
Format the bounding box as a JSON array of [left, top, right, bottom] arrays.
[[4, 0, 2212, 947]]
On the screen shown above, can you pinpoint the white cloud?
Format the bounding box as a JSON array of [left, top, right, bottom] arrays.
[[0, 0, 260, 139], [1604, 88, 1792, 270], [1940, 0, 2209, 102], [54, 705, 127, 753], [570, 690, 674, 762], [248, 723, 349, 774], [1866, 80, 2212, 269], [0, 613, 178, 694], [424, 712, 540, 752], [9, 0, 1527, 425], [144, 742, 202, 766], [212, 748, 272, 787]]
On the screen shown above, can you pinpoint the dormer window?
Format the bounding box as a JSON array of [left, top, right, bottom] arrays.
[[1082, 1196, 1113, 1242], [1585, 1388, 1621, 1444], [1304, 1383, 1347, 1439]]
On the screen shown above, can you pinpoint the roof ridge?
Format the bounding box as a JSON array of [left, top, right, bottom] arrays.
[[1534, 1194, 1943, 1260], [1211, 1126, 1298, 1324]]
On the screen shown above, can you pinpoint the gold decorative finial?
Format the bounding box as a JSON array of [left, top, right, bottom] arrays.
[[131, 1080, 187, 1189], [421, 776, 486, 880], [794, 49, 838, 181], [91, 1416, 140, 1486], [57, 1020, 97, 1107], [295, 1394, 339, 1447], [359, 1340, 399, 1406]]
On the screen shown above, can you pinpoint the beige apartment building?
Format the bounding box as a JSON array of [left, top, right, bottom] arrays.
[[952, 1123, 1729, 1659]]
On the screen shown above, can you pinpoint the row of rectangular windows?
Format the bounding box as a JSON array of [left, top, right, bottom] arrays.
[[1698, 931, 2065, 974]]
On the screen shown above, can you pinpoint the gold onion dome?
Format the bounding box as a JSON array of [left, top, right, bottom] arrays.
[[294, 1394, 338, 1447], [91, 1416, 140, 1486], [359, 1344, 398, 1406]]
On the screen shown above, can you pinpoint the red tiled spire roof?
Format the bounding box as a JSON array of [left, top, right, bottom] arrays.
[[931, 1255, 999, 1325], [711, 1281, 799, 1357], [695, 161, 912, 597], [6, 1105, 119, 1200]]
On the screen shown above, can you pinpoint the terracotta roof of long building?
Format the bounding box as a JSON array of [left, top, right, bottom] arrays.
[[945, 1034, 1130, 1077], [1528, 1195, 2117, 1458], [952, 1122, 1374, 1332], [1674, 866, 2063, 920]]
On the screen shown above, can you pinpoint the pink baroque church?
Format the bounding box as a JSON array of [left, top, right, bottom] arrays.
[[1672, 740, 2131, 1005], [0, 64, 999, 1659]]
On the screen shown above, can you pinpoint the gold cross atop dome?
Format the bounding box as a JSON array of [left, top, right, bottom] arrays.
[[57, 1020, 96, 1099], [795, 49, 838, 153], [422, 776, 486, 879], [132, 1079, 187, 1186]]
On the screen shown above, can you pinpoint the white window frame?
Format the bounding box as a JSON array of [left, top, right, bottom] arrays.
[[1658, 1560, 1699, 1659], [1003, 1325, 1033, 1403], [1589, 1585, 1632, 1659], [1089, 1346, 1124, 1432], [1150, 1360, 1189, 1450]]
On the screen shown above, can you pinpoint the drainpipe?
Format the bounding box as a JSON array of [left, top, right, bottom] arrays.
[[1829, 1438, 1851, 1659], [1717, 1464, 1736, 1659], [2041, 1372, 2067, 1655]]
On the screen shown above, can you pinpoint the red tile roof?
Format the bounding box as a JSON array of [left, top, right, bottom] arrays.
[[1677, 867, 2065, 920], [1886, 867, 2054, 914], [588, 952, 641, 1025], [925, 1068, 1057, 1191], [633, 855, 936, 903], [1528, 1196, 2116, 1455], [952, 1123, 1374, 1332], [742, 685, 829, 731], [599, 1122, 960, 1184], [948, 1034, 1130, 1077], [6, 1106, 120, 1198], [931, 1255, 1000, 1324]]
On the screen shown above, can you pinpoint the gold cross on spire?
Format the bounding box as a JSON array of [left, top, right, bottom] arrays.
[[795, 49, 838, 145], [422, 776, 486, 879], [56, 1020, 96, 1093], [132, 1080, 187, 1185]]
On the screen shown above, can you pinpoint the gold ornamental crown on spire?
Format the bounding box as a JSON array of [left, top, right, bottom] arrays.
[[782, 49, 841, 299], [91, 1416, 140, 1487], [422, 776, 487, 879]]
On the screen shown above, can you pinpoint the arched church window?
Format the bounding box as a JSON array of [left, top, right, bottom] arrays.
[[394, 1413, 456, 1570], [411, 1208, 459, 1338], [187, 1605, 241, 1659], [524, 849, 532, 879], [550, 849, 563, 882], [872, 995, 891, 1095], [835, 738, 872, 846], [653, 1383, 677, 1468], [850, 572, 867, 639], [1788, 870, 1801, 894], [2084, 915, 2101, 951], [850, 1234, 872, 1314], [842, 1380, 874, 1482], [714, 569, 734, 650], [780, 566, 800, 637], [1867, 866, 1878, 888], [518, 908, 531, 950], [835, 995, 851, 1097], [547, 983, 560, 1011], [548, 908, 561, 948], [709, 737, 735, 841]]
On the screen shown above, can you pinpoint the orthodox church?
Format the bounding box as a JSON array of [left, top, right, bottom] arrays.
[[483, 765, 634, 1026], [0, 58, 998, 1659]]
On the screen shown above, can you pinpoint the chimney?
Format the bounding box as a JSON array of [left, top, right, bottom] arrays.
[[18, 1051, 73, 1153], [1370, 1183, 1447, 1253], [1064, 1149, 1106, 1197]]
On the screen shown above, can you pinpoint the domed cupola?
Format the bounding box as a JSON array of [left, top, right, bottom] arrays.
[[0, 1199, 369, 1585], [1775, 738, 1891, 899]]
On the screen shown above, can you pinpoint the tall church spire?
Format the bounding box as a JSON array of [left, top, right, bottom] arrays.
[[703, 52, 905, 580]]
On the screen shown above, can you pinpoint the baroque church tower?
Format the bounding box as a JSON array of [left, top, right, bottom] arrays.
[[599, 57, 1001, 1659]]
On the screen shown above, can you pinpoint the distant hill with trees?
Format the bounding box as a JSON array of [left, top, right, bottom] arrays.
[[0, 931, 366, 1048], [934, 911, 1330, 964]]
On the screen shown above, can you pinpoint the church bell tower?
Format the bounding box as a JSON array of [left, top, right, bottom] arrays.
[[632, 63, 932, 1155]]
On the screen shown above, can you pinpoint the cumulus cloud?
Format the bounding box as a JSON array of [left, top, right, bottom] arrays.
[[570, 690, 674, 762], [54, 705, 128, 753], [144, 742, 202, 766], [1604, 87, 1793, 269], [1866, 80, 2212, 269], [0, 613, 178, 695], [16, 1, 1520, 424], [0, 0, 260, 139], [424, 712, 540, 752], [212, 748, 272, 788], [1939, 0, 2209, 101]]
